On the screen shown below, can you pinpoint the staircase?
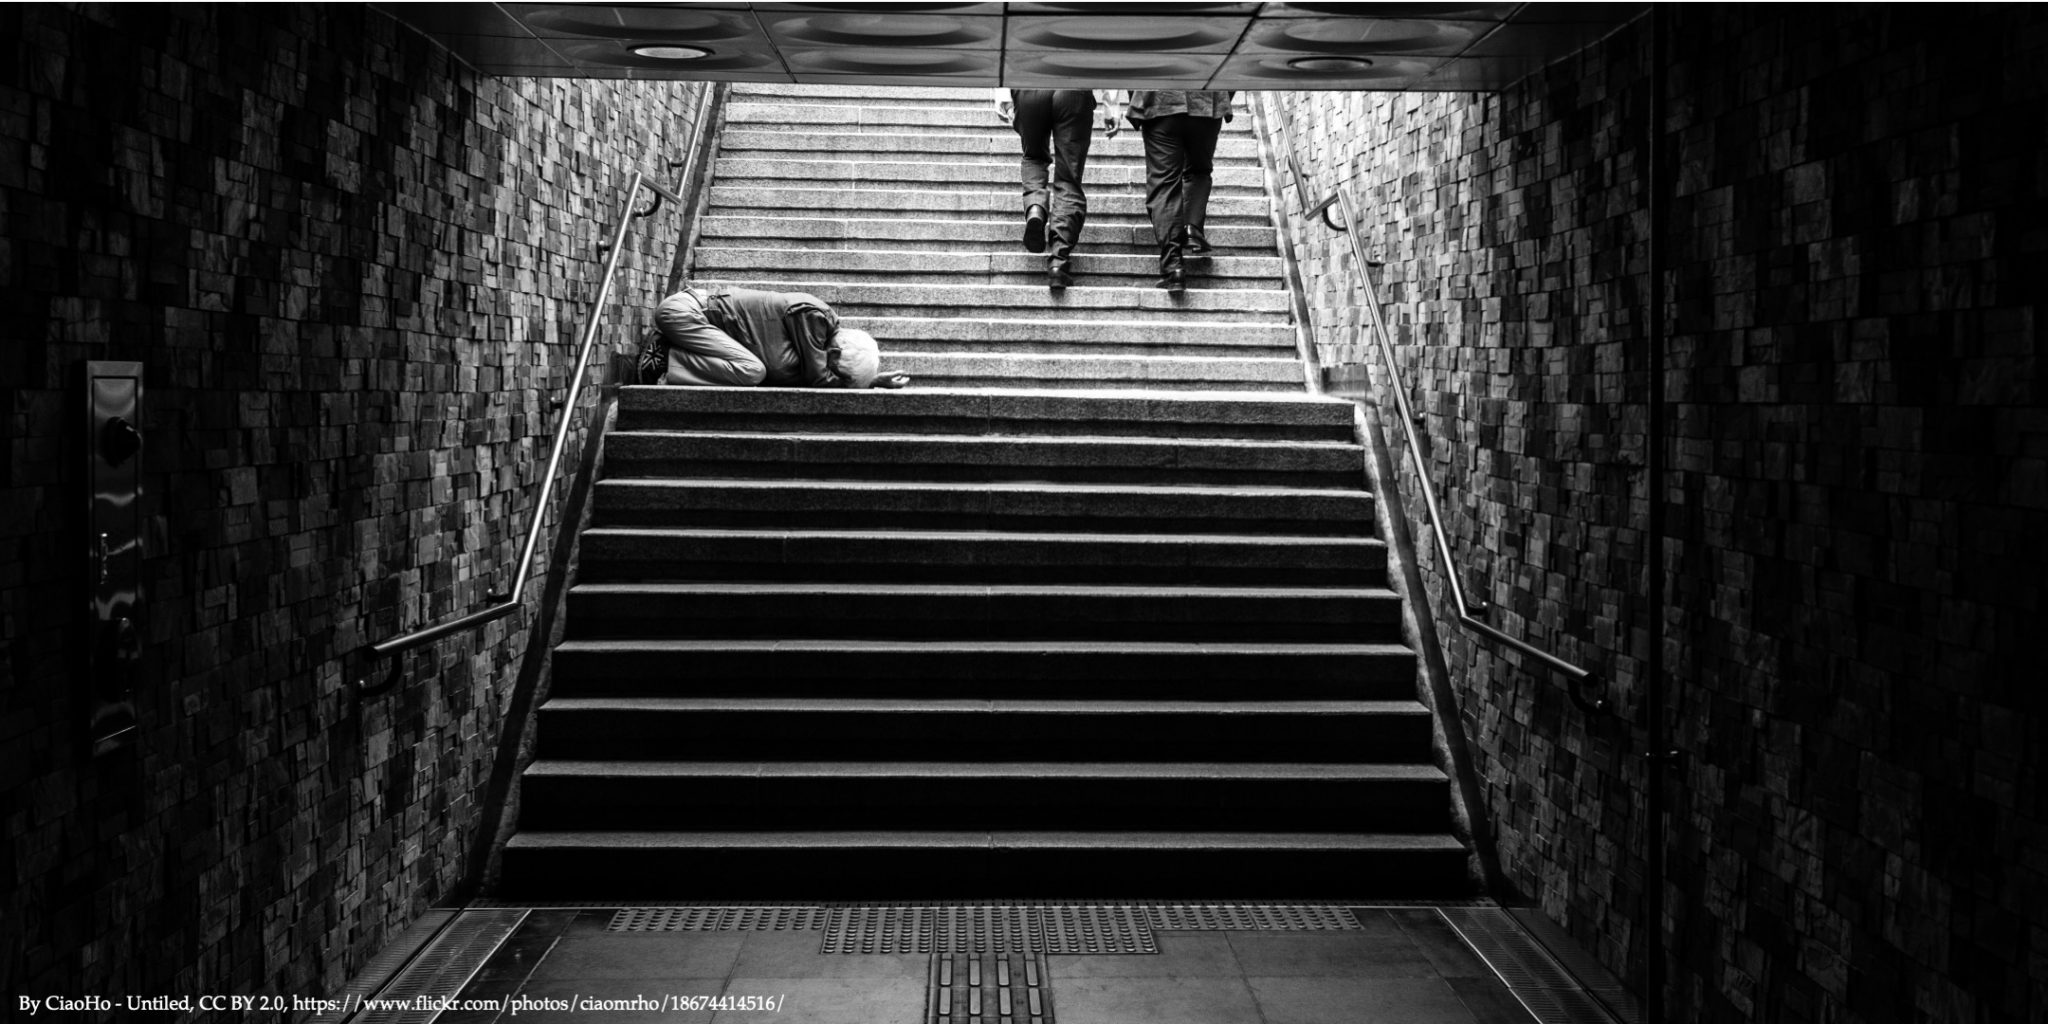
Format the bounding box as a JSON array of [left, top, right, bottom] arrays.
[[498, 85, 1472, 898]]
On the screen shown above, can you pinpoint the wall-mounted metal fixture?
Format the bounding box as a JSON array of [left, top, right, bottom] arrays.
[[357, 172, 684, 696], [84, 360, 144, 756], [1257, 94, 1610, 719]]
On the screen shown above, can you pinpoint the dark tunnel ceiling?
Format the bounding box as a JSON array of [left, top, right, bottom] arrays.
[[381, 2, 1646, 91]]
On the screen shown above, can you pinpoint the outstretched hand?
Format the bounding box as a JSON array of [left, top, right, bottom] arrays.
[[995, 98, 1015, 126], [873, 372, 912, 390], [1100, 111, 1121, 138]]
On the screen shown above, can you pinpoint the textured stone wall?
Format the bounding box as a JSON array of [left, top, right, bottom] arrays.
[[0, 3, 707, 1009], [1272, 5, 2046, 1022]]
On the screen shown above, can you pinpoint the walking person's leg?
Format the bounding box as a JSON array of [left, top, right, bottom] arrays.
[[1044, 89, 1096, 288], [1182, 115, 1226, 260], [1137, 113, 1191, 293], [1011, 89, 1055, 253]]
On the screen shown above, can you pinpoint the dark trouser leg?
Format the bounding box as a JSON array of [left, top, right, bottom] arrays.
[[1137, 114, 1191, 251], [1012, 89, 1054, 215], [1045, 89, 1095, 263], [1182, 116, 1224, 251]]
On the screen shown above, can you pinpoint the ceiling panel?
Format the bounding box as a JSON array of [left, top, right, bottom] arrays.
[[1006, 14, 1251, 52], [385, 1, 1647, 91]]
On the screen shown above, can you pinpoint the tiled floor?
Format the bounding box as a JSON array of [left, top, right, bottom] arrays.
[[432, 907, 1559, 1024]]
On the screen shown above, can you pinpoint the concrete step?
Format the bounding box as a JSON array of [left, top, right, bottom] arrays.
[[498, 830, 1474, 899], [600, 430, 1364, 487], [696, 215, 1279, 254], [535, 697, 1433, 761], [808, 316, 1299, 358], [719, 127, 1262, 164], [611, 386, 1357, 441], [690, 247, 1284, 289], [879, 353, 1304, 391], [684, 279, 1290, 321], [574, 527, 1388, 586], [729, 84, 999, 106], [724, 102, 1259, 133], [518, 760, 1452, 831], [709, 157, 1270, 196], [547, 638, 1422, 700], [565, 581, 1404, 642], [705, 185, 1272, 223], [590, 478, 1375, 535]]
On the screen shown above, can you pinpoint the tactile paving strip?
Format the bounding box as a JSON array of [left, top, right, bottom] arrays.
[[609, 906, 831, 931], [822, 904, 1155, 955], [928, 952, 1053, 1024], [1148, 904, 1362, 931]]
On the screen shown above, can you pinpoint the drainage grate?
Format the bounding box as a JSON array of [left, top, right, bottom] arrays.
[[303, 910, 456, 1024], [608, 906, 831, 932], [822, 904, 1154, 955], [927, 952, 1053, 1024], [1148, 904, 1362, 931], [350, 910, 527, 1024], [1439, 908, 1625, 1024]]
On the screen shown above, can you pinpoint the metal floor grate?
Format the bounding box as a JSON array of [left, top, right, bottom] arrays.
[[350, 910, 527, 1024], [608, 906, 832, 931], [1440, 908, 1629, 1024]]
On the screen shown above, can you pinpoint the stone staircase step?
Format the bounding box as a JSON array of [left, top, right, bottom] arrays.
[[564, 581, 1406, 642], [548, 638, 1421, 700], [535, 697, 1434, 761], [697, 215, 1279, 254], [691, 248, 1284, 289], [705, 185, 1273, 222], [880, 353, 1304, 391], [499, 830, 1472, 899], [600, 430, 1364, 486], [591, 478, 1375, 535], [518, 760, 1452, 831], [822, 317, 1300, 357], [720, 127, 1262, 164], [684, 280, 1291, 321], [710, 157, 1270, 196], [730, 84, 1000, 105], [574, 527, 1387, 586], [612, 386, 1356, 441], [724, 101, 1259, 133]]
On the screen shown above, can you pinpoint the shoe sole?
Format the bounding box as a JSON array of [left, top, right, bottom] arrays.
[[1024, 216, 1047, 254]]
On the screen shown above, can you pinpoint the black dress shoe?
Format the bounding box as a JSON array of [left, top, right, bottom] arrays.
[[1048, 262, 1073, 290], [1023, 206, 1047, 253], [1159, 247, 1186, 294], [1184, 229, 1213, 258]]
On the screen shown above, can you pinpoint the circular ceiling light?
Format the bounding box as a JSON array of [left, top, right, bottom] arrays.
[[1287, 55, 1375, 72], [629, 44, 711, 60]]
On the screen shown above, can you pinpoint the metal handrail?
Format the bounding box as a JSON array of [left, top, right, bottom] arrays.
[[355, 169, 682, 694], [1258, 94, 1608, 716]]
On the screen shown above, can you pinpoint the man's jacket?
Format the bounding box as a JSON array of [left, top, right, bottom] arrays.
[[699, 287, 851, 388]]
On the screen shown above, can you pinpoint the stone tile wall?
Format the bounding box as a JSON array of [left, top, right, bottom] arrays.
[[1271, 6, 2046, 1022], [0, 4, 707, 1010]]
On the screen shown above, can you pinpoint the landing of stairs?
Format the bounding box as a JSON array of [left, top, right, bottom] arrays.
[[326, 901, 1639, 1024]]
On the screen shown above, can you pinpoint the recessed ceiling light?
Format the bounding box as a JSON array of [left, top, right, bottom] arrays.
[[1286, 55, 1375, 72], [630, 44, 711, 60]]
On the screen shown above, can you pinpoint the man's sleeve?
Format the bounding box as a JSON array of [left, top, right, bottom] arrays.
[[787, 301, 847, 388]]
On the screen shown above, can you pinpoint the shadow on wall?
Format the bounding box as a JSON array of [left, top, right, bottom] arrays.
[[0, 1, 710, 1005], [1272, 5, 2047, 1023]]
